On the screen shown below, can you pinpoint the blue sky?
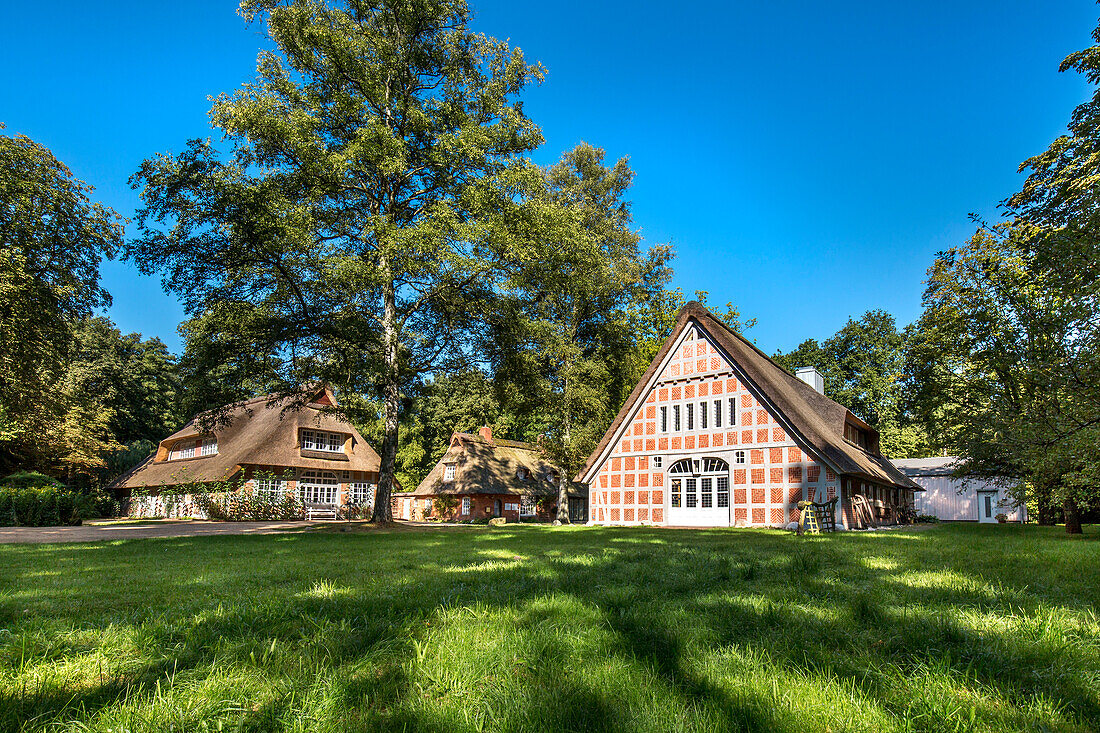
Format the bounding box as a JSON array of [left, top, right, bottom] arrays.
[[2, 1, 1095, 355]]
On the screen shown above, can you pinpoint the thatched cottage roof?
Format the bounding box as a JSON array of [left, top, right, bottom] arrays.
[[578, 302, 919, 491], [409, 428, 586, 498], [110, 386, 380, 490]]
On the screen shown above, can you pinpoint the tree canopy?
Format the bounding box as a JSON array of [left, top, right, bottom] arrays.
[[128, 0, 545, 521]]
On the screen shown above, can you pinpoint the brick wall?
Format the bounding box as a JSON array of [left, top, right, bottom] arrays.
[[590, 324, 841, 528]]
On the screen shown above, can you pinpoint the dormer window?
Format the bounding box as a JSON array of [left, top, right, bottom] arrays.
[[844, 423, 870, 450], [517, 467, 529, 481], [200, 437, 218, 456], [302, 429, 345, 453], [444, 463, 456, 481], [169, 441, 196, 461]]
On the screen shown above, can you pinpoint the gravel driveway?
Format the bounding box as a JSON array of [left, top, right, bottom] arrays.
[[0, 520, 325, 544]]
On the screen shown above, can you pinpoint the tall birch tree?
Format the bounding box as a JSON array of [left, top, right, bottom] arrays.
[[127, 0, 543, 521]]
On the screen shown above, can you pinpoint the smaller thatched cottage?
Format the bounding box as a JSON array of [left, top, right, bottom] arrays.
[[394, 426, 587, 523], [111, 386, 382, 519]]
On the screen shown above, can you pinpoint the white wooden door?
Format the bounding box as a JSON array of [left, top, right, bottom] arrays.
[[977, 491, 998, 523], [666, 457, 731, 527]]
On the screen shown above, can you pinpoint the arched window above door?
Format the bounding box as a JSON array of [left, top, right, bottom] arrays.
[[668, 457, 729, 475]]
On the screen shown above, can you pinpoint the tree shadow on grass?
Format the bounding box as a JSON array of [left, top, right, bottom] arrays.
[[1, 525, 1097, 731]]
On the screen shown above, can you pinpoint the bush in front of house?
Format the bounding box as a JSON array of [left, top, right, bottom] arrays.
[[192, 489, 304, 521], [0, 482, 84, 527]]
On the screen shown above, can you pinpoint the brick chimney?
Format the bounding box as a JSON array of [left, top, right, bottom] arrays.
[[478, 425, 493, 443]]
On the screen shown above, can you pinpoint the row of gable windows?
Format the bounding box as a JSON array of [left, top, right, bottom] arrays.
[[659, 398, 738, 434]]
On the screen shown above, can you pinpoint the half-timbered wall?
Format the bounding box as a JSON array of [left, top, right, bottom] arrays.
[[589, 324, 841, 527]]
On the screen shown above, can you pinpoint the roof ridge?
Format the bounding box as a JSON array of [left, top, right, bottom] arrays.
[[689, 303, 856, 421]]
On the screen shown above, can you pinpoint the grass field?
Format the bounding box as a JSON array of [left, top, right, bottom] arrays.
[[0, 523, 1097, 732]]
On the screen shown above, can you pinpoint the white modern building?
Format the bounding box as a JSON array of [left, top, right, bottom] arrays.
[[891, 456, 1027, 523]]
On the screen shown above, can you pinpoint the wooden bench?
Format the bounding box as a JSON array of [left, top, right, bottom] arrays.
[[305, 503, 338, 521]]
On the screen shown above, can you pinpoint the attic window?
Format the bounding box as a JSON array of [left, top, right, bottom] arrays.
[[302, 429, 344, 453], [444, 464, 456, 481], [200, 437, 218, 456], [169, 441, 197, 461], [844, 423, 870, 450], [517, 468, 530, 481]]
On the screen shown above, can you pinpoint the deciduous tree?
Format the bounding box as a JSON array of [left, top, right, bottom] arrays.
[[127, 0, 544, 522], [0, 127, 123, 472], [497, 143, 670, 522]]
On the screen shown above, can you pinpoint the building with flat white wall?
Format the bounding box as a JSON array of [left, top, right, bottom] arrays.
[[891, 457, 1026, 523]]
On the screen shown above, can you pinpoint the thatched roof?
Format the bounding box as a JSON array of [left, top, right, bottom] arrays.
[[578, 302, 919, 491], [110, 386, 380, 490], [408, 429, 586, 498]]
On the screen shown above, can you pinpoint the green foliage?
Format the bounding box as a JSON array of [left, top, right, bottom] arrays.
[[165, 472, 304, 521], [0, 484, 83, 526], [913, 226, 1100, 528], [493, 144, 671, 521], [1, 471, 62, 489], [431, 494, 457, 518], [0, 128, 124, 474], [774, 311, 930, 457], [127, 0, 546, 522]]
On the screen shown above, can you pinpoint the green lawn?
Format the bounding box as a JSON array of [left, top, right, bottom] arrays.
[[0, 524, 1097, 732]]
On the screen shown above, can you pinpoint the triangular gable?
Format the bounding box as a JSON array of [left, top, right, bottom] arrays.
[[578, 302, 918, 490], [578, 306, 839, 484]]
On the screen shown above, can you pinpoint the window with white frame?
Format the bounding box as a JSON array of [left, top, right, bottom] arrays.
[[686, 402, 694, 431], [253, 477, 287, 501], [735, 450, 746, 464], [301, 429, 345, 453], [660, 406, 668, 432], [170, 441, 197, 460], [671, 477, 681, 507], [729, 397, 737, 426], [350, 482, 375, 505], [714, 399, 722, 428], [299, 470, 339, 504], [699, 401, 708, 429], [461, 496, 471, 515], [200, 437, 218, 456], [700, 477, 713, 507], [652, 455, 662, 468], [520, 495, 536, 516], [685, 478, 698, 507], [444, 463, 456, 481], [673, 405, 681, 431], [717, 476, 730, 507]]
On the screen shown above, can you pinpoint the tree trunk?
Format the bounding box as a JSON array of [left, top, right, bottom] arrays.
[[556, 467, 570, 524], [371, 280, 399, 525], [556, 374, 571, 525], [1064, 494, 1082, 535]]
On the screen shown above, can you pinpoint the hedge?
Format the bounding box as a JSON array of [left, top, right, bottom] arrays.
[[0, 485, 85, 527]]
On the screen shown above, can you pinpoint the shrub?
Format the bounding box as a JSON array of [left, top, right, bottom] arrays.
[[917, 514, 940, 523], [192, 490, 304, 521], [1, 471, 63, 489], [0, 484, 84, 526]]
